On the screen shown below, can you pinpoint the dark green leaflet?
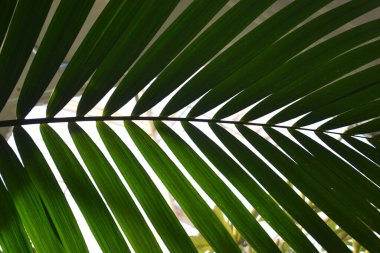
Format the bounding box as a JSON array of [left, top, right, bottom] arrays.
[[346, 118, 380, 135], [0, 0, 53, 111], [317, 132, 380, 186], [130, 0, 276, 116], [368, 136, 380, 150], [16, 0, 95, 118], [161, 0, 331, 116], [264, 127, 380, 252], [236, 125, 351, 253], [320, 99, 380, 130], [103, 0, 229, 116], [76, 0, 179, 116], [295, 81, 380, 127], [271, 64, 380, 126], [243, 40, 380, 122], [266, 128, 380, 234], [343, 136, 380, 166], [46, 0, 140, 117], [0, 0, 16, 46], [289, 129, 380, 208], [188, 0, 380, 118]]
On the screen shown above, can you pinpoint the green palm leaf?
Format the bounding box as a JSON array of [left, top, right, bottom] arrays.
[[0, 1, 379, 252], [97, 121, 197, 252], [13, 126, 88, 252], [41, 124, 130, 252], [0, 179, 33, 253], [0, 136, 63, 252]]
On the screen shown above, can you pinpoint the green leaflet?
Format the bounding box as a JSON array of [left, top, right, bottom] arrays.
[[125, 121, 241, 253], [183, 122, 323, 253], [343, 136, 380, 166], [46, 0, 140, 117], [161, 0, 331, 117], [40, 124, 131, 253], [156, 121, 283, 253], [0, 136, 64, 253], [76, 0, 179, 116], [13, 126, 88, 252], [104, 0, 229, 116], [295, 81, 380, 127], [0, 0, 53, 111], [317, 133, 380, 185], [16, 0, 95, 118], [0, 181, 33, 253], [243, 40, 380, 122], [236, 125, 351, 253], [188, 0, 380, 118], [345, 118, 380, 135], [368, 135, 380, 150], [130, 0, 275, 116], [0, 0, 16, 46], [320, 99, 380, 130], [264, 127, 380, 252], [97, 121, 197, 253], [69, 122, 161, 253], [266, 128, 380, 233], [271, 63, 380, 126], [289, 130, 380, 209], [216, 15, 380, 121], [211, 123, 366, 251]]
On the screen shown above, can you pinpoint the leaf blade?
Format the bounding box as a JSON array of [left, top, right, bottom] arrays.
[[0, 0, 53, 111], [97, 121, 197, 253], [46, 0, 141, 117], [76, 0, 179, 116], [40, 124, 131, 253], [183, 122, 324, 253], [296, 81, 380, 127], [125, 121, 241, 253], [244, 40, 380, 122], [104, 0, 229, 116], [0, 136, 64, 253], [162, 0, 331, 117], [69, 122, 162, 253], [264, 127, 380, 252], [236, 125, 351, 253], [0, 0, 16, 46], [16, 0, 95, 118], [156, 121, 283, 253], [343, 136, 380, 166], [317, 132, 380, 185], [131, 0, 275, 116], [188, 0, 380, 118], [13, 126, 88, 253], [0, 181, 33, 253]]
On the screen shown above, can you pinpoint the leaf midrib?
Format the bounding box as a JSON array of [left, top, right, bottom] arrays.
[[0, 115, 371, 139]]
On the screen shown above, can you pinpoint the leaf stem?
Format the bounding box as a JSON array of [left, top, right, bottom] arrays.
[[0, 115, 370, 139]]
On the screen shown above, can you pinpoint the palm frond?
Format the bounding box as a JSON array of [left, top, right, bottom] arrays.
[[0, 1, 379, 252]]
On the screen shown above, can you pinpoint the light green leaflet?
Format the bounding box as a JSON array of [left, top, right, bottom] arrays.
[[41, 124, 131, 253]]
